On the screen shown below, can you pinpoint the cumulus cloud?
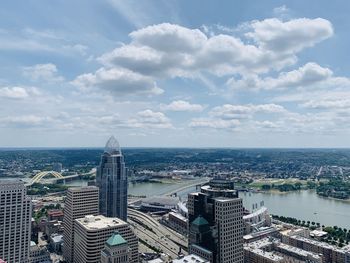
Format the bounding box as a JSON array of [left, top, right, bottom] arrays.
[[130, 23, 207, 53], [227, 63, 335, 90], [72, 67, 163, 96], [132, 109, 173, 128], [246, 18, 333, 54], [160, 100, 204, 112], [23, 63, 64, 82], [97, 19, 333, 81], [0, 86, 40, 99]]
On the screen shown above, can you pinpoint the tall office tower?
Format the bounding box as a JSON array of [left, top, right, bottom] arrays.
[[62, 186, 99, 263], [96, 136, 128, 221], [187, 178, 244, 263], [74, 215, 138, 263], [0, 180, 32, 263], [101, 232, 129, 263]]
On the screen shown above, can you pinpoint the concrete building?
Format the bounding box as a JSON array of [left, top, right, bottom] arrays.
[[47, 209, 64, 221], [167, 211, 188, 235], [244, 237, 324, 263], [97, 136, 128, 221], [44, 220, 63, 237], [49, 234, 63, 253], [0, 180, 32, 263], [62, 186, 99, 263], [101, 232, 130, 263], [188, 178, 244, 263], [172, 254, 209, 263], [73, 215, 138, 263], [29, 242, 51, 263], [243, 227, 279, 243], [282, 234, 347, 263]]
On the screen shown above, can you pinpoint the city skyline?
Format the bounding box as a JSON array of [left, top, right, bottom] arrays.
[[1, 0, 350, 148]]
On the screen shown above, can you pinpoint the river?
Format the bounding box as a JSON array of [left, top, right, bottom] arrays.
[[125, 180, 350, 229], [4, 177, 350, 229]]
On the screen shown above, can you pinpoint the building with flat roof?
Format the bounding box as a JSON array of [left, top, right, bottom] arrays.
[[188, 178, 244, 263], [62, 186, 99, 263], [0, 180, 32, 263], [282, 234, 346, 263], [74, 215, 138, 263], [172, 254, 209, 263], [29, 242, 51, 263], [244, 237, 323, 263]]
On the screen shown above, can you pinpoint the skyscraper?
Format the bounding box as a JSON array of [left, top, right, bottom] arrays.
[[62, 186, 99, 263], [0, 180, 32, 263], [187, 178, 244, 263], [96, 136, 128, 221]]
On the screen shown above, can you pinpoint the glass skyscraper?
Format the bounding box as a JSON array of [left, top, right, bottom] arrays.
[[96, 136, 128, 221]]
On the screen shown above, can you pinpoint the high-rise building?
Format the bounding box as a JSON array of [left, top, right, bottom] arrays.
[[187, 178, 244, 263], [73, 215, 138, 263], [62, 186, 99, 263], [101, 232, 129, 263], [96, 136, 128, 221], [0, 180, 32, 263]]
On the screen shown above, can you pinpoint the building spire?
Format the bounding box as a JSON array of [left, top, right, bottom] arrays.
[[104, 136, 121, 154]]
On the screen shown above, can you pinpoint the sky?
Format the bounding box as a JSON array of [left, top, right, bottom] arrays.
[[1, 0, 350, 148]]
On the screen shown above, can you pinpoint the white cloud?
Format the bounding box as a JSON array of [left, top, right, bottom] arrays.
[[0, 86, 40, 99], [227, 63, 335, 91], [0, 87, 29, 99], [72, 67, 163, 96], [98, 19, 334, 82], [210, 103, 286, 119], [78, 19, 336, 98], [0, 115, 53, 128], [23, 63, 64, 82], [130, 23, 207, 53], [246, 18, 333, 54], [302, 99, 350, 109], [189, 118, 240, 129], [132, 109, 173, 128], [161, 100, 204, 112], [189, 103, 286, 131]]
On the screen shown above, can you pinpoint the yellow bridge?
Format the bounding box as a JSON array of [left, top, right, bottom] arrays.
[[28, 171, 65, 185], [26, 168, 96, 186]]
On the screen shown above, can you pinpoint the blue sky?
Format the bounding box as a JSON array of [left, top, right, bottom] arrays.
[[1, 0, 350, 147]]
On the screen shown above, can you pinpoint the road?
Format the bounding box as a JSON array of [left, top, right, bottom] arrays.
[[128, 209, 186, 259], [129, 209, 187, 248]]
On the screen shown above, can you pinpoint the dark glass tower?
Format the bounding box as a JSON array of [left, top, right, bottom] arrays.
[[97, 136, 128, 221]]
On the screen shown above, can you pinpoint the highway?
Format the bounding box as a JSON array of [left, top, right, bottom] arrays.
[[128, 209, 186, 259], [128, 209, 188, 248]]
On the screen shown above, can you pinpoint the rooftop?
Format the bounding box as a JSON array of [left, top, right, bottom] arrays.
[[75, 215, 127, 231], [142, 196, 179, 206], [172, 254, 208, 263], [192, 216, 209, 226], [106, 232, 127, 247]]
